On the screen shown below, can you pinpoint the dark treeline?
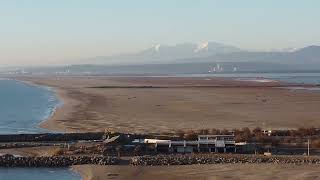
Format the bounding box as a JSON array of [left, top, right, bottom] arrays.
[[172, 127, 320, 148]]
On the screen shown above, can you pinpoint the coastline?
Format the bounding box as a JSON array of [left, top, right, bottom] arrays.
[[0, 78, 61, 134], [13, 79, 70, 133], [38, 87, 74, 132], [0, 78, 82, 180]]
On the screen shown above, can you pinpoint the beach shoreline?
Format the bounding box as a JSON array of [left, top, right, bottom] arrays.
[[38, 87, 74, 132], [11, 78, 69, 133]]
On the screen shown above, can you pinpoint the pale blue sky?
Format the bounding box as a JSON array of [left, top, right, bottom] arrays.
[[0, 0, 319, 65]]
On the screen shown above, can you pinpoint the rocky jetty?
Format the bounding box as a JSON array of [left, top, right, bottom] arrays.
[[0, 154, 117, 167], [130, 154, 320, 166]]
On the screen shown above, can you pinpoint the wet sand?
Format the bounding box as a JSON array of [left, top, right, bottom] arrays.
[[0, 146, 61, 157], [16, 76, 320, 133], [73, 164, 320, 180]]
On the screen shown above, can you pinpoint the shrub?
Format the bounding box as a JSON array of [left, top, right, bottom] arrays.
[[184, 130, 198, 140]]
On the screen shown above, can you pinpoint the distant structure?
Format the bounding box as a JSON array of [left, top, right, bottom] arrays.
[[143, 134, 236, 153], [262, 129, 272, 136], [208, 63, 224, 73]]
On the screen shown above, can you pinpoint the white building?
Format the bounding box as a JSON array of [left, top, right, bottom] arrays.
[[144, 135, 236, 153]]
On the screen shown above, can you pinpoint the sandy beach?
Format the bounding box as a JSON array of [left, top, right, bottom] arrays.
[[15, 76, 320, 133], [73, 164, 320, 180], [9, 75, 320, 180]]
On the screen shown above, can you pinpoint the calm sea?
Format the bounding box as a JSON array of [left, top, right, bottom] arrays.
[[0, 79, 80, 180], [0, 79, 59, 134], [0, 168, 81, 180]]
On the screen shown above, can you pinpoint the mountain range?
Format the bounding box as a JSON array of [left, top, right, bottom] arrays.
[[80, 42, 320, 66], [81, 41, 243, 64], [2, 42, 320, 75]]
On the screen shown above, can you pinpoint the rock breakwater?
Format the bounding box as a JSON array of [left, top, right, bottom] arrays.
[[0, 154, 117, 167], [131, 154, 320, 166]]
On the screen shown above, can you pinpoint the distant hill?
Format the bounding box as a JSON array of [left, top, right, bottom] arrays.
[[289, 45, 320, 63], [177, 45, 320, 64], [81, 41, 243, 64], [79, 43, 320, 66], [4, 45, 320, 75]]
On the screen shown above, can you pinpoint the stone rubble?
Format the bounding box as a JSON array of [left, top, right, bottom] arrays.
[[130, 154, 320, 166], [0, 154, 117, 167]]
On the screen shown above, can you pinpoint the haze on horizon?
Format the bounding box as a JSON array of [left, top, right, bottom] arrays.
[[0, 0, 320, 66]]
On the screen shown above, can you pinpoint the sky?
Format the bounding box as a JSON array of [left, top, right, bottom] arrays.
[[0, 0, 320, 66]]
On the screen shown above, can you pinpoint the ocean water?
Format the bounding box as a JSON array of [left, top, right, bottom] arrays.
[[0, 79, 59, 134], [0, 79, 81, 179], [0, 168, 81, 180]]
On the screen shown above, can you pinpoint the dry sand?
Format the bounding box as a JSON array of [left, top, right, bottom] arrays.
[[10, 76, 320, 179], [73, 164, 320, 180], [16, 76, 320, 133]]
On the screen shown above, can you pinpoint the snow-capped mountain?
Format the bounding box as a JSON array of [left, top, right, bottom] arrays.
[[194, 42, 210, 52], [142, 41, 241, 55], [130, 41, 243, 63], [279, 47, 299, 52], [79, 41, 320, 66], [194, 42, 241, 54], [15, 45, 320, 75], [87, 41, 242, 64]]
